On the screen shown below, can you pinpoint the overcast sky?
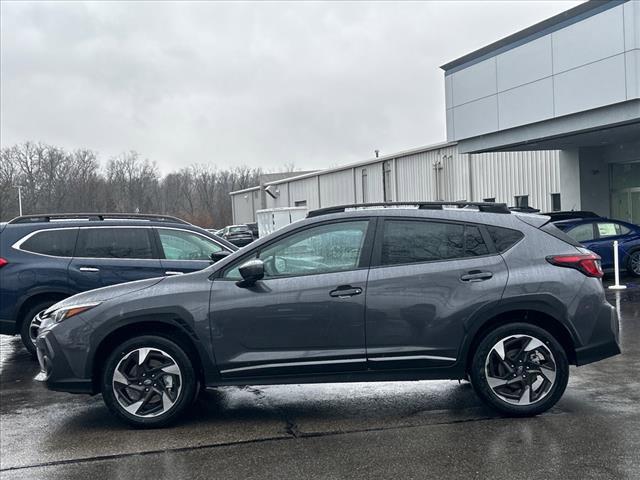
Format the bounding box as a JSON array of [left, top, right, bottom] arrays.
[[1, 1, 582, 174]]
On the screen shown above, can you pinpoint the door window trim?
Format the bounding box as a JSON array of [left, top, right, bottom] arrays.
[[216, 217, 377, 281], [369, 217, 499, 269]]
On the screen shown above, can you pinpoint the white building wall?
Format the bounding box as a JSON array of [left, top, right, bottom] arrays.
[[355, 162, 384, 203], [319, 170, 355, 207], [469, 150, 560, 211], [288, 177, 320, 210], [232, 190, 258, 224]]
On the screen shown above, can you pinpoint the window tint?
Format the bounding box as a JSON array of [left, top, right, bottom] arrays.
[[20, 229, 77, 257], [158, 229, 222, 260], [224, 221, 368, 279], [76, 228, 154, 259], [566, 223, 595, 243], [597, 222, 630, 238], [464, 225, 490, 257], [381, 220, 468, 265], [486, 226, 524, 252]]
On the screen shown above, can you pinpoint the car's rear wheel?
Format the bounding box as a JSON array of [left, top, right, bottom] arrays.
[[627, 250, 640, 277], [469, 323, 569, 417], [20, 301, 57, 359], [101, 335, 197, 428]]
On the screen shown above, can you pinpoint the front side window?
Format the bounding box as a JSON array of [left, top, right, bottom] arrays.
[[224, 221, 368, 279], [596, 222, 630, 238], [566, 223, 595, 243], [76, 228, 154, 259], [381, 220, 489, 266], [20, 229, 77, 257], [158, 229, 223, 260]]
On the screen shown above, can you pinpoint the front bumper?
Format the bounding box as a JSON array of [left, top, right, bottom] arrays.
[[35, 331, 93, 394]]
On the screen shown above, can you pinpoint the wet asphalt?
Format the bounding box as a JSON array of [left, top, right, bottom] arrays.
[[0, 278, 638, 480]]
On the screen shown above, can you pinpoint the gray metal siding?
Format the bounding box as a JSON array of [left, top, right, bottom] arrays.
[[319, 170, 355, 206], [231, 191, 257, 224]]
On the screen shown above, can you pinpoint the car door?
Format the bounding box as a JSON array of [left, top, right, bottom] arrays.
[[365, 218, 509, 370], [69, 226, 164, 291], [209, 218, 374, 378], [155, 227, 229, 275], [588, 221, 632, 269]]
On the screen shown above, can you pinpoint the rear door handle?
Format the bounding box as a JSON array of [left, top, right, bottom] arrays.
[[330, 285, 363, 298], [79, 267, 100, 272], [460, 271, 493, 282], [165, 271, 184, 276]]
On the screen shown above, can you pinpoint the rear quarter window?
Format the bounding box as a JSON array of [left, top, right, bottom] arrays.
[[486, 226, 524, 253], [19, 229, 78, 257]]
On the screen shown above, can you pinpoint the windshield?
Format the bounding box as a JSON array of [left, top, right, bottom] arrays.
[[229, 226, 249, 233]]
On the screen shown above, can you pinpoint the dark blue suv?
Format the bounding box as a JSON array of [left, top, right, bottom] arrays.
[[0, 213, 236, 356]]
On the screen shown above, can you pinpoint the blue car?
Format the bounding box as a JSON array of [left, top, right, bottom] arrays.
[[553, 217, 640, 277]]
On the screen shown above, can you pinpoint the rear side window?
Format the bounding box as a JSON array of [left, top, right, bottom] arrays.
[[20, 229, 77, 257], [566, 223, 595, 242], [486, 226, 524, 253], [76, 228, 154, 259], [381, 220, 489, 266]]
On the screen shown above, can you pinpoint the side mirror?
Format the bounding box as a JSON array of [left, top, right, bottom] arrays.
[[210, 251, 231, 263], [237, 259, 264, 287]]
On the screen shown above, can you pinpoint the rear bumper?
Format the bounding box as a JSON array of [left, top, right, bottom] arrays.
[[35, 331, 94, 394], [0, 318, 16, 335], [574, 302, 621, 366]]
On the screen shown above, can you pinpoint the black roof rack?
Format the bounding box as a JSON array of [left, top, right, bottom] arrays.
[[8, 213, 190, 225], [307, 201, 511, 218]]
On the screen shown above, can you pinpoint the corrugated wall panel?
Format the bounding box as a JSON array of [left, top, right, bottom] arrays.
[[355, 162, 384, 203], [319, 170, 356, 207], [289, 177, 320, 210], [470, 150, 560, 211], [264, 183, 290, 209], [231, 192, 256, 224]]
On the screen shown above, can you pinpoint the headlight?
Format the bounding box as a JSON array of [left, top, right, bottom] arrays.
[[49, 302, 102, 323]]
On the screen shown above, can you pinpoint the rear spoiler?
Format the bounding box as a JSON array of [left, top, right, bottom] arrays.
[[514, 213, 551, 229]]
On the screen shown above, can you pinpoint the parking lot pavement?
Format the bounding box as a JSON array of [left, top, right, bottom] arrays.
[[1, 278, 638, 480]]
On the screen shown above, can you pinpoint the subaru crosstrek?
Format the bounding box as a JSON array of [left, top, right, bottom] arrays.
[[34, 203, 620, 427], [0, 213, 236, 356]]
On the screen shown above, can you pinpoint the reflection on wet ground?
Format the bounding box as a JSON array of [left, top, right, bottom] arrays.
[[0, 277, 638, 479]]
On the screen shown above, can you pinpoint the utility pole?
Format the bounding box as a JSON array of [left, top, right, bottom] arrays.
[[14, 185, 23, 216]]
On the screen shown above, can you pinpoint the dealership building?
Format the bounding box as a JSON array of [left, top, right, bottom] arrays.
[[231, 0, 639, 225]]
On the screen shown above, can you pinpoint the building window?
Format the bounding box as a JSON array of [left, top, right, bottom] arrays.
[[294, 200, 307, 207], [383, 161, 393, 202], [362, 169, 368, 203], [551, 193, 561, 212], [483, 197, 496, 203], [514, 195, 529, 208]]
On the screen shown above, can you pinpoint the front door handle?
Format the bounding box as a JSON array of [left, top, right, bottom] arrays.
[[330, 285, 363, 298], [460, 271, 493, 282], [79, 267, 100, 272], [165, 271, 184, 276]]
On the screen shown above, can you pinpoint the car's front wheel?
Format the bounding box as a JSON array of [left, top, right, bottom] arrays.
[[627, 250, 640, 277], [469, 323, 569, 417], [20, 301, 57, 358], [101, 335, 197, 428]]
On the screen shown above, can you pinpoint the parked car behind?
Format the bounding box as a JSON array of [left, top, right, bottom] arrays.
[[552, 217, 640, 276], [221, 224, 254, 246], [35, 202, 619, 427], [0, 213, 237, 356]]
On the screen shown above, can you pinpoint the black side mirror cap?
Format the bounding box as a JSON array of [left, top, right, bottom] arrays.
[[236, 259, 264, 287], [210, 251, 231, 263]]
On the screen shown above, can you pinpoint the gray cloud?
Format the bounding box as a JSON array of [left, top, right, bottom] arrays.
[[1, 1, 581, 173]]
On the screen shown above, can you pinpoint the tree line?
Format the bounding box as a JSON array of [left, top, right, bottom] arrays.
[[0, 142, 263, 227]]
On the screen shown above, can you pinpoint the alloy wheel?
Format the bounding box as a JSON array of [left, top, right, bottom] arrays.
[[28, 310, 46, 346], [112, 348, 183, 418], [484, 334, 557, 406], [631, 251, 640, 275]]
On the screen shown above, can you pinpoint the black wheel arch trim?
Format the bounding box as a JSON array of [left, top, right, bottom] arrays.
[[88, 307, 218, 387], [13, 287, 76, 323], [456, 295, 580, 372]]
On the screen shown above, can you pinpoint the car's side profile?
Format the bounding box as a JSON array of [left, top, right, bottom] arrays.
[[35, 203, 620, 428], [0, 213, 237, 356], [553, 217, 640, 276]]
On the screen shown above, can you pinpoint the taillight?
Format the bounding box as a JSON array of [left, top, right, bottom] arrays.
[[546, 253, 603, 278], [0, 258, 8, 268]]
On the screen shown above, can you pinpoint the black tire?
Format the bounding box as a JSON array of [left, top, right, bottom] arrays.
[[19, 300, 57, 359], [101, 335, 197, 428], [469, 323, 569, 417], [627, 250, 640, 277]]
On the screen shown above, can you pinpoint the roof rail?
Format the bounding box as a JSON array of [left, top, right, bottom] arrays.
[[8, 213, 190, 225], [307, 201, 511, 218]]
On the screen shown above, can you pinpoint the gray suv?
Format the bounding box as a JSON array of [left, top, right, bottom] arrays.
[[35, 202, 620, 427]]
